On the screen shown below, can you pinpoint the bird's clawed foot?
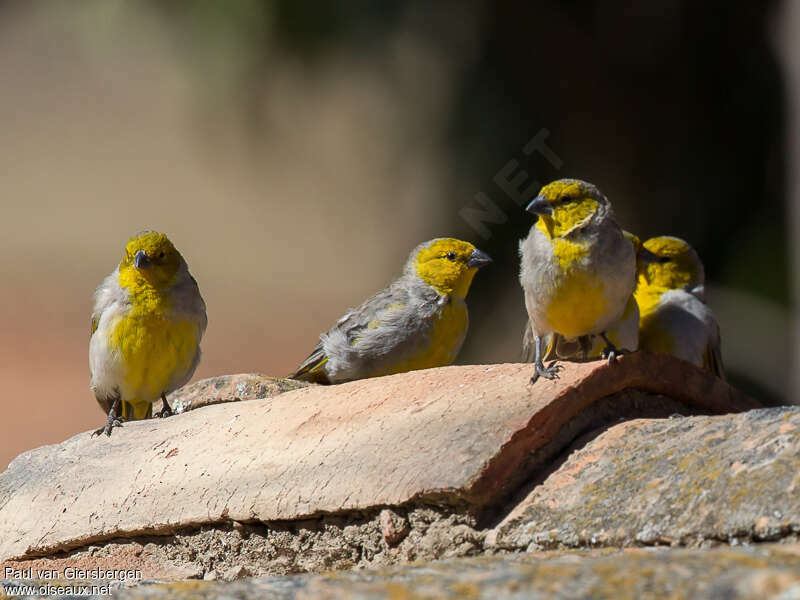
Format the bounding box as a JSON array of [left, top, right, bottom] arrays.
[[600, 334, 630, 364], [601, 344, 619, 363], [529, 360, 563, 384], [92, 418, 123, 437], [155, 394, 173, 418], [92, 397, 123, 437], [601, 345, 632, 364]]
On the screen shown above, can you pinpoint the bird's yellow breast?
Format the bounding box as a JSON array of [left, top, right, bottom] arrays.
[[542, 237, 607, 337], [544, 273, 607, 338], [109, 297, 198, 403], [374, 299, 467, 377]]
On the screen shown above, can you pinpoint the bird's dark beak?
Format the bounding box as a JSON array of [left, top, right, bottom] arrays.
[[133, 250, 152, 269], [467, 248, 492, 269], [525, 194, 554, 217]]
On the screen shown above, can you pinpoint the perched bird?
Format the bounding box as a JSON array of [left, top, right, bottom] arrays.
[[519, 179, 635, 382], [523, 230, 641, 363], [635, 236, 724, 378], [289, 238, 491, 384], [89, 231, 207, 435]]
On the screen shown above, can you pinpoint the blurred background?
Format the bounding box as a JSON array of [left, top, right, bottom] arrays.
[[0, 0, 795, 470]]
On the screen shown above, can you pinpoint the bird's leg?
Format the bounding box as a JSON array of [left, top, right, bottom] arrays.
[[600, 332, 629, 364], [93, 396, 123, 437], [530, 334, 563, 384], [155, 393, 173, 418]]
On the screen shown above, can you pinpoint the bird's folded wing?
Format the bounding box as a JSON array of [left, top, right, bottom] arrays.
[[289, 285, 412, 382]]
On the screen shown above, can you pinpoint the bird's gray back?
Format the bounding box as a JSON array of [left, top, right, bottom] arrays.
[[322, 275, 448, 382]]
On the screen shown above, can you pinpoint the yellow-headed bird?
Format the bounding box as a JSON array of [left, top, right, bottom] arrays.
[[90, 231, 207, 436], [290, 238, 491, 384], [635, 236, 724, 378], [519, 179, 635, 382], [523, 230, 641, 363]]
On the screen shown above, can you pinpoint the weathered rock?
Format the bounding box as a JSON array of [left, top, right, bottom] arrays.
[[5, 408, 797, 581], [145, 544, 799, 600], [4, 544, 797, 599], [164, 373, 310, 414], [220, 565, 249, 581], [379, 509, 410, 547], [0, 508, 485, 580], [489, 406, 800, 550], [0, 354, 757, 563]]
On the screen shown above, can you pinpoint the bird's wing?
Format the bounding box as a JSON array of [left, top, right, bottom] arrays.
[[289, 285, 412, 383], [90, 297, 105, 337], [171, 273, 208, 336], [90, 268, 123, 338], [338, 286, 412, 342]]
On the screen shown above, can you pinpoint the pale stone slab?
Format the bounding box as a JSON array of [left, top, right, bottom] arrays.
[[0, 353, 758, 560]]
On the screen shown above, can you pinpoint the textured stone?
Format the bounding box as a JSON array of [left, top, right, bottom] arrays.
[[4, 544, 795, 599], [379, 509, 410, 547], [0, 354, 757, 561], [489, 406, 800, 550], [0, 508, 484, 581], [221, 565, 249, 581], [172, 544, 800, 600], [164, 373, 310, 414]]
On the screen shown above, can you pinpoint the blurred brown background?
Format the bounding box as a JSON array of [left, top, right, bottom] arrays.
[[0, 0, 794, 470]]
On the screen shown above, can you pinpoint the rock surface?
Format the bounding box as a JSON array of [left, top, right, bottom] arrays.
[[165, 373, 309, 414], [0, 353, 757, 562], [489, 406, 800, 550], [3, 408, 796, 582], [126, 544, 800, 599], [3, 544, 799, 599]]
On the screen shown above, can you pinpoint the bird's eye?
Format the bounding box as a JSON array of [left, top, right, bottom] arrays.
[[658, 256, 671, 263], [158, 252, 165, 259], [445, 252, 457, 261], [559, 195, 572, 204]]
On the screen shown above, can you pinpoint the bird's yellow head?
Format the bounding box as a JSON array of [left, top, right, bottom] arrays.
[[410, 238, 492, 297], [526, 179, 608, 238], [637, 236, 704, 292], [118, 231, 184, 290]]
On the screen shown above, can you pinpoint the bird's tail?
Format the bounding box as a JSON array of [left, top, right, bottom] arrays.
[[521, 320, 561, 363], [122, 399, 153, 421], [288, 344, 331, 384]]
